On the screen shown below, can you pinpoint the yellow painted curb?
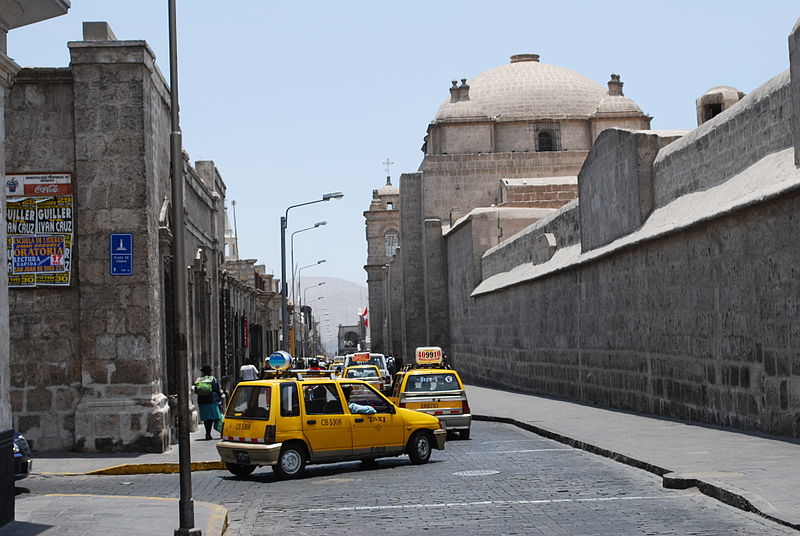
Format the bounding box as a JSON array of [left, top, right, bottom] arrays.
[[83, 460, 226, 475]]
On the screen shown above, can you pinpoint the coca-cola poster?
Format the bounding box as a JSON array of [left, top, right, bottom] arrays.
[[5, 173, 74, 287]]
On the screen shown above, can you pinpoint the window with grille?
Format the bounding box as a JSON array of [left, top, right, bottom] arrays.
[[534, 122, 561, 151], [384, 230, 399, 257]]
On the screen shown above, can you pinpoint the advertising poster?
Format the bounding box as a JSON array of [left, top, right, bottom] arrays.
[[5, 173, 74, 287]]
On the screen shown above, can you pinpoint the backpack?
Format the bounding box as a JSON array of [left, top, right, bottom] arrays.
[[195, 376, 213, 396]]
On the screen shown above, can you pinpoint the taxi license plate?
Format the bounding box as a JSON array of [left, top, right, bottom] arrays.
[[234, 450, 250, 464]]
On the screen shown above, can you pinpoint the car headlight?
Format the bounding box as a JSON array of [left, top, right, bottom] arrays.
[[12, 442, 19, 454]]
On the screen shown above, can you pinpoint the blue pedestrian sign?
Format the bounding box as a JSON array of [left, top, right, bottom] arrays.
[[109, 233, 133, 276]]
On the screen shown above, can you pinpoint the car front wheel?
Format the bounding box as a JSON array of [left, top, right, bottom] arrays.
[[273, 444, 307, 479], [407, 431, 432, 465]]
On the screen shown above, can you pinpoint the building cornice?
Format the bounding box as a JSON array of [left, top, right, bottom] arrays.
[[0, 0, 70, 31], [0, 52, 20, 89]]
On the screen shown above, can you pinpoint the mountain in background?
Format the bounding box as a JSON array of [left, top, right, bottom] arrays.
[[299, 276, 367, 354]]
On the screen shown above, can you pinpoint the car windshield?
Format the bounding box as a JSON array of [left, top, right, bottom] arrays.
[[344, 367, 379, 379], [227, 385, 271, 419], [405, 373, 460, 392]]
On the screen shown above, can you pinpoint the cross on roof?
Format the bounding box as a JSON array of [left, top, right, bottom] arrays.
[[383, 158, 394, 179]]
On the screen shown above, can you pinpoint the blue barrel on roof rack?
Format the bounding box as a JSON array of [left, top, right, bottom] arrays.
[[269, 351, 293, 371]]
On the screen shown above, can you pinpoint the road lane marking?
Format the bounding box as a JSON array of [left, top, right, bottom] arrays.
[[303, 495, 694, 513]]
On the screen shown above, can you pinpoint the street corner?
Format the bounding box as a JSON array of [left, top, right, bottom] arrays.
[[6, 493, 229, 536]]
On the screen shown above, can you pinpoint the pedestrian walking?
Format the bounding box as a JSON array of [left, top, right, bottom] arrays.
[[239, 360, 259, 383], [193, 364, 222, 440]]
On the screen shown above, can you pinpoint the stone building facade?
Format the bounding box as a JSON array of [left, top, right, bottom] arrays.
[[0, 0, 71, 524], [4, 23, 274, 452], [368, 23, 800, 439]]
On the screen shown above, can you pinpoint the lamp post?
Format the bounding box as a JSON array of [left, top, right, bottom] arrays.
[[280, 193, 343, 351], [303, 281, 326, 305], [168, 1, 201, 534], [290, 221, 326, 303], [295, 260, 325, 356]]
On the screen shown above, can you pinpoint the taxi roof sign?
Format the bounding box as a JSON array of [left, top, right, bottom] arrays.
[[415, 346, 443, 365], [352, 352, 371, 362]]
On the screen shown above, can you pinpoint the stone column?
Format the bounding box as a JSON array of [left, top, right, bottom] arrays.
[[0, 34, 21, 526], [68, 27, 170, 452], [789, 17, 800, 167]]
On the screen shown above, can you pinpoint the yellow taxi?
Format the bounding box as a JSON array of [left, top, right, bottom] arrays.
[[216, 351, 446, 478], [342, 365, 384, 392], [389, 347, 472, 439]]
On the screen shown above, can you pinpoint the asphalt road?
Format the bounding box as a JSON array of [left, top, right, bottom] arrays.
[[18, 422, 797, 535]]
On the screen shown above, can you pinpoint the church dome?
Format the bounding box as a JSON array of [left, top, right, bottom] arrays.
[[593, 74, 645, 117], [435, 54, 608, 123]]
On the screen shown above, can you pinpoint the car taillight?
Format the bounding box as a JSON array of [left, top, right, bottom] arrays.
[[264, 424, 276, 443], [462, 399, 471, 414]]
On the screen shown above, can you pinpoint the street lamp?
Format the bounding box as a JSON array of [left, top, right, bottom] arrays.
[[280, 193, 343, 351], [303, 281, 326, 304], [295, 260, 325, 357], [168, 1, 201, 534], [290, 221, 326, 303], [297, 259, 326, 307]]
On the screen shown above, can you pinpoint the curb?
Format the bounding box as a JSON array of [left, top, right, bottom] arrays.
[[43, 460, 226, 476], [473, 414, 799, 531]]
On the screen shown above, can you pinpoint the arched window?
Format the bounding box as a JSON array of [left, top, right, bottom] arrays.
[[384, 230, 399, 257], [538, 131, 554, 152]]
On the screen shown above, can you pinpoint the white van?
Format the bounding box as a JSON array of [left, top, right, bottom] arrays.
[[343, 352, 392, 392]]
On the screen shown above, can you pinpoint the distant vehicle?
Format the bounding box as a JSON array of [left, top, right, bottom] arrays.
[[14, 432, 32, 480], [344, 352, 392, 392], [342, 365, 384, 392], [389, 347, 472, 439]]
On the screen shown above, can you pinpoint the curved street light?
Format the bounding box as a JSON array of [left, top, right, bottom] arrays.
[[290, 221, 326, 302], [303, 281, 326, 304], [280, 193, 343, 351]]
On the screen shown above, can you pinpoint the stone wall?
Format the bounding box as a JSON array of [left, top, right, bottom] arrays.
[[420, 151, 588, 221], [481, 200, 581, 278], [653, 72, 792, 208], [453, 190, 800, 436]]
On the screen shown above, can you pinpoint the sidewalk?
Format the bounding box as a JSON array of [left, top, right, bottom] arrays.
[[466, 384, 800, 530], [4, 428, 228, 535]]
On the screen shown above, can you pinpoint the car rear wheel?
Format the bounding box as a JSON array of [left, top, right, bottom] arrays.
[[225, 462, 256, 477], [459, 428, 471, 440], [407, 431, 432, 465], [273, 444, 307, 479]]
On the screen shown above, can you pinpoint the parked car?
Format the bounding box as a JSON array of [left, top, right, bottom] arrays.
[[14, 432, 32, 480]]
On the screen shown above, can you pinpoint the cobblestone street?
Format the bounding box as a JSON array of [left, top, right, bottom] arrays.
[[17, 422, 797, 535]]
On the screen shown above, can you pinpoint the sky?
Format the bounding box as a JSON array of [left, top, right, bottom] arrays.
[[9, 1, 800, 287]]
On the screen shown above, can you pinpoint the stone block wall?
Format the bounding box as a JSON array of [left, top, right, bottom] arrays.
[[579, 129, 681, 251], [499, 179, 578, 208], [6, 69, 82, 450], [420, 151, 588, 221], [452, 191, 800, 436], [481, 200, 581, 278], [653, 71, 793, 208]]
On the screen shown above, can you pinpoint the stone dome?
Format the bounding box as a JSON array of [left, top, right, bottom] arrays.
[[435, 54, 608, 122], [594, 74, 645, 116], [378, 182, 399, 196]]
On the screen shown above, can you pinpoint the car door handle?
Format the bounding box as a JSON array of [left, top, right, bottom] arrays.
[[306, 420, 317, 425], [354, 418, 364, 423]]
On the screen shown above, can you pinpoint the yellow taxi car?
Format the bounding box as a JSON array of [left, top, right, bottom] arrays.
[[216, 351, 446, 478], [389, 347, 472, 439], [342, 365, 384, 392]]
